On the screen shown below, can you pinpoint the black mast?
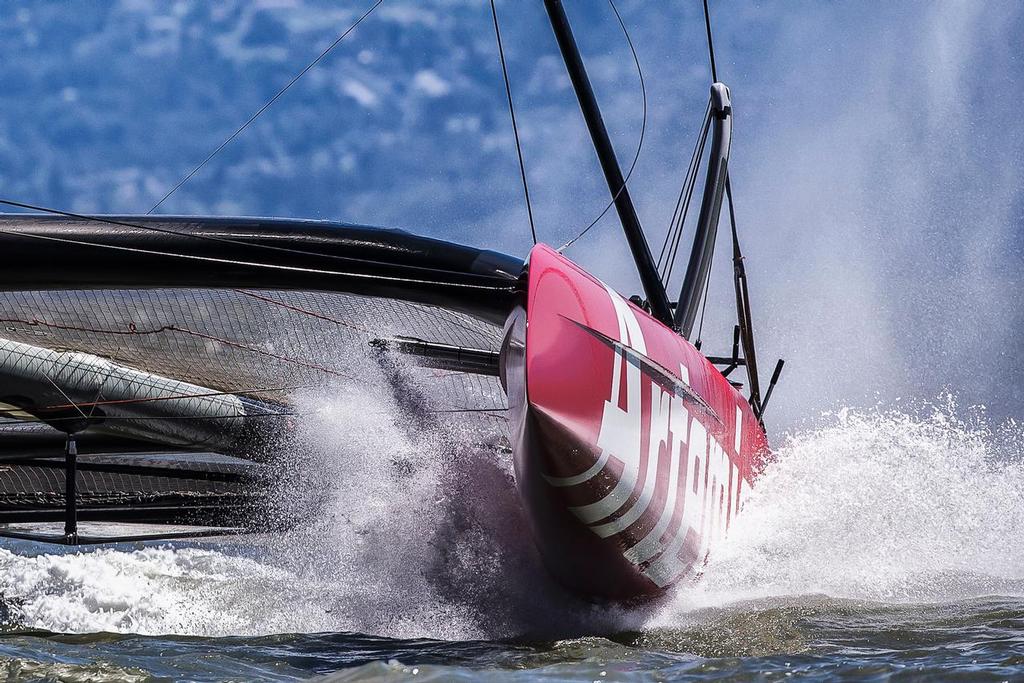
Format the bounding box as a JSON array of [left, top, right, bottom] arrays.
[[543, 0, 673, 326]]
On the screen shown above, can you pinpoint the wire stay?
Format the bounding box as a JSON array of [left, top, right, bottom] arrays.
[[147, 0, 385, 214], [557, 0, 647, 251], [489, 0, 537, 245]]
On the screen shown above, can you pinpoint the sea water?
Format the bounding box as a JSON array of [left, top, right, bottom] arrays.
[[1, 394, 1022, 681]]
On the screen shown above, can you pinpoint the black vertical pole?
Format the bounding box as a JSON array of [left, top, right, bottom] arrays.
[[64, 434, 78, 541], [543, 0, 673, 326]]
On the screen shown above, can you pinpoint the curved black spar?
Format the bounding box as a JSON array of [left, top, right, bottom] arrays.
[[0, 214, 524, 326]]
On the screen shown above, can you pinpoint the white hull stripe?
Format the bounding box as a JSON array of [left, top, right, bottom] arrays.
[[543, 449, 610, 487], [625, 395, 688, 564], [541, 284, 749, 589]]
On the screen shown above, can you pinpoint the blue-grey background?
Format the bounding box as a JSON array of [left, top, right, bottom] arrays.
[[1, 0, 1022, 431]]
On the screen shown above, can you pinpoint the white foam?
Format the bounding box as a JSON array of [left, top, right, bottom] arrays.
[[3, 393, 1022, 638], [662, 400, 1024, 621], [0, 545, 300, 636], [0, 380, 604, 639]]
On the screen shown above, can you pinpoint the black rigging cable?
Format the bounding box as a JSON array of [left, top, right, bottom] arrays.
[[692, 0, 721, 349], [693, 230, 714, 346], [660, 104, 711, 285], [147, 0, 384, 214], [657, 0, 725, 291], [658, 100, 710, 274], [700, 0, 768, 418], [557, 0, 646, 252], [689, 0, 723, 343], [702, 0, 718, 83], [489, 0, 537, 245]]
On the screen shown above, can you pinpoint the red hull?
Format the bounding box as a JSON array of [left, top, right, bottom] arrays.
[[501, 245, 769, 600]]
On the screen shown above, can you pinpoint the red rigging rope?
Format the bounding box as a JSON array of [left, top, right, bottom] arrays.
[[233, 288, 492, 347], [170, 326, 353, 378], [0, 315, 355, 380], [0, 411, 299, 428], [232, 289, 374, 334], [45, 387, 299, 411], [0, 387, 298, 424]]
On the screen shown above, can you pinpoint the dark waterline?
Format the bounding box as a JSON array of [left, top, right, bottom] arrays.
[[2, 596, 1022, 681]]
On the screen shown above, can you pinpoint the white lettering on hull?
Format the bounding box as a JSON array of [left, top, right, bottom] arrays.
[[548, 286, 749, 588], [567, 286, 646, 524], [624, 389, 687, 565]]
